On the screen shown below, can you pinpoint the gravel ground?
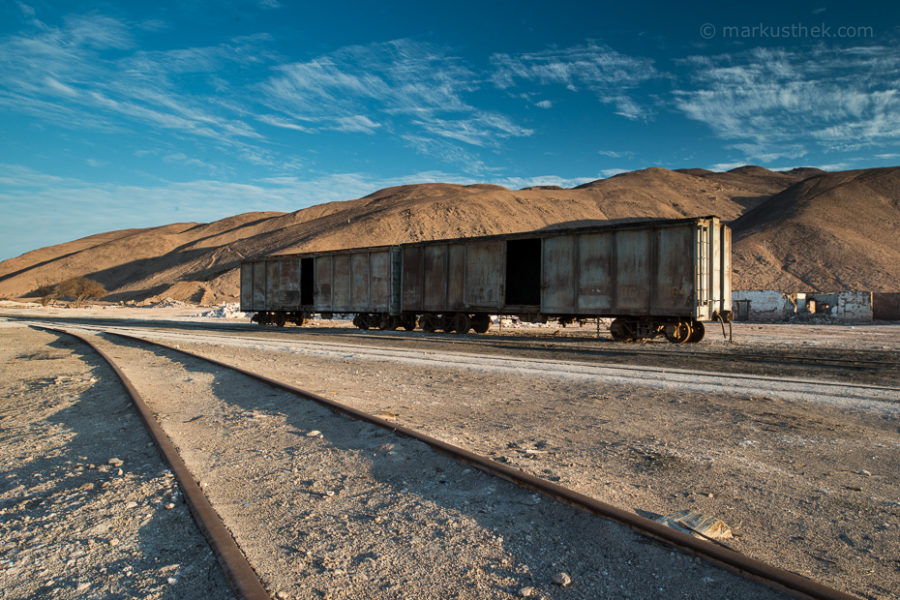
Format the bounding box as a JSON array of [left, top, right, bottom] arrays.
[[3, 314, 899, 599], [85, 330, 784, 600], [0, 324, 234, 600], [1, 322, 787, 600], [153, 326, 899, 600]]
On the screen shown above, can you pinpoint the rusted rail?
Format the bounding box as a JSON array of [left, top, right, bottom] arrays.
[[33, 325, 272, 600], [37, 323, 857, 600]]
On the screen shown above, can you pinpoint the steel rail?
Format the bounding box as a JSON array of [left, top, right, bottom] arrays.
[[56, 323, 900, 405], [75, 325, 859, 600], [9, 314, 898, 370], [32, 325, 272, 600]]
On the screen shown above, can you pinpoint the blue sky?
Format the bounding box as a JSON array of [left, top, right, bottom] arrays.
[[1, 1, 898, 261]]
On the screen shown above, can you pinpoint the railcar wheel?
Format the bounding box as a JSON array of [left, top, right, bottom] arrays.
[[471, 314, 491, 334], [664, 321, 691, 343], [420, 314, 437, 333], [352, 314, 366, 329], [437, 314, 453, 333], [609, 317, 634, 341], [687, 320, 705, 343], [450, 313, 471, 334], [274, 313, 286, 327], [379, 315, 397, 330], [401, 316, 417, 331]]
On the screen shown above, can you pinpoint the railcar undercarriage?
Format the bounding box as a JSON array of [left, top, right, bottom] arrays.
[[251, 310, 722, 343]]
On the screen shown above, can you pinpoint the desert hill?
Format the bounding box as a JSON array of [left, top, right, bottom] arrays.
[[0, 165, 896, 303], [731, 166, 900, 291]]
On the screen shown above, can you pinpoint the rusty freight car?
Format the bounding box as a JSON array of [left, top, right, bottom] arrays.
[[239, 216, 732, 343]]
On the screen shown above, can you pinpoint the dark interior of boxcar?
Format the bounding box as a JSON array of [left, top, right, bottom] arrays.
[[505, 238, 541, 306]]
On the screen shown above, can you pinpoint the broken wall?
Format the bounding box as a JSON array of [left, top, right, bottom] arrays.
[[731, 290, 792, 322], [732, 290, 875, 322], [834, 291, 873, 322]]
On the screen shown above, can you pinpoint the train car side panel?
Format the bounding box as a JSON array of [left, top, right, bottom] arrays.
[[541, 236, 576, 314], [447, 244, 466, 310], [464, 240, 504, 309], [239, 262, 254, 312], [423, 245, 448, 311], [349, 252, 370, 312], [576, 232, 614, 312], [332, 254, 351, 312], [251, 261, 266, 310], [389, 249, 402, 315], [314, 255, 333, 312], [265, 256, 302, 310], [369, 251, 391, 312], [653, 225, 694, 315], [615, 229, 651, 312], [401, 246, 424, 312]]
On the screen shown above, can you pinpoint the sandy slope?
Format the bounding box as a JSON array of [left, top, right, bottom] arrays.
[[732, 167, 900, 291], [1, 165, 896, 303]]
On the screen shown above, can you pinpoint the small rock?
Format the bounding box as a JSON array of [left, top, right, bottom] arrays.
[[109, 538, 119, 546], [276, 592, 289, 600], [519, 586, 537, 597], [552, 572, 571, 587], [76, 582, 90, 592], [860, 469, 872, 476], [164, 503, 175, 510], [306, 430, 322, 437], [117, 469, 124, 476], [167, 577, 177, 585], [125, 501, 138, 509]]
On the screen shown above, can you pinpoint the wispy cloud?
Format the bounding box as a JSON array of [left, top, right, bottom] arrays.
[[414, 112, 533, 146], [260, 39, 532, 163], [0, 14, 267, 149], [262, 39, 476, 117], [490, 43, 659, 120], [256, 114, 314, 133], [400, 135, 494, 174], [597, 149, 634, 159], [674, 45, 900, 160]]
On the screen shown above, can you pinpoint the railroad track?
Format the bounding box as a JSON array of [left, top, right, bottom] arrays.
[[30, 323, 858, 600], [34, 321, 900, 412], [8, 313, 898, 374]]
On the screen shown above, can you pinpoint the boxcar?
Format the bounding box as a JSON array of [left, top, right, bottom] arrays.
[[239, 216, 732, 343]]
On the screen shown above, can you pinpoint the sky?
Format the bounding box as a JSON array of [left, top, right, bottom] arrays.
[[1, 1, 898, 261]]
